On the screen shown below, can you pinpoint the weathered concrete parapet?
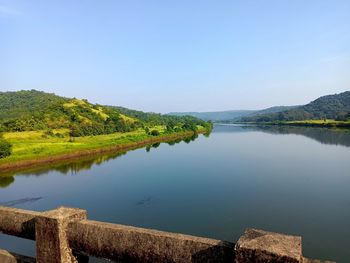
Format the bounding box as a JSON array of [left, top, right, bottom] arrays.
[[0, 206, 39, 240], [0, 206, 337, 263], [68, 219, 234, 263], [235, 228, 302, 263], [35, 207, 87, 263]]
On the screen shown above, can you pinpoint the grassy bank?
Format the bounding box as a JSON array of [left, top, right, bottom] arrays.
[[284, 119, 350, 127], [233, 119, 350, 128], [0, 126, 209, 172]]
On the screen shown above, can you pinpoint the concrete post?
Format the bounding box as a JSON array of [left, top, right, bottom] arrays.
[[235, 228, 302, 263], [35, 207, 87, 263]]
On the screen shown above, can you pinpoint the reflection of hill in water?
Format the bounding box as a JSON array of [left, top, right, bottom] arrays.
[[2, 151, 127, 177], [215, 124, 350, 147], [0, 134, 200, 188], [252, 126, 350, 147], [0, 176, 14, 188]]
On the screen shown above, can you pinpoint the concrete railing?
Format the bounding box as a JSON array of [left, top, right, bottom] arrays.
[[0, 206, 335, 263]]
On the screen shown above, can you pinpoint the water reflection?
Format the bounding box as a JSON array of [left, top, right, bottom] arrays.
[[0, 197, 43, 207], [1, 126, 348, 190], [1, 151, 128, 179], [0, 176, 14, 188], [215, 124, 350, 147], [0, 134, 201, 188]]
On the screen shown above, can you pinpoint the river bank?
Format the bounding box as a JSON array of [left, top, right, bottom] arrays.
[[0, 128, 208, 173], [228, 119, 350, 129]]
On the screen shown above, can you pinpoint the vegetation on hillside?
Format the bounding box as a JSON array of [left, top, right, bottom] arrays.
[[0, 90, 212, 166], [0, 90, 211, 137], [237, 91, 350, 123]]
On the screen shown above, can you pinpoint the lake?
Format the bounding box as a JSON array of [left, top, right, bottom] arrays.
[[1, 124, 350, 262]]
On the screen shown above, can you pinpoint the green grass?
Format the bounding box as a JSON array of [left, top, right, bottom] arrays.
[[0, 126, 208, 167], [90, 107, 109, 120], [285, 119, 350, 125], [282, 119, 350, 128], [119, 113, 138, 123]]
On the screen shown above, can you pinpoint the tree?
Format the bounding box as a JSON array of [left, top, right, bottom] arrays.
[[0, 137, 12, 158], [150, 130, 160, 136], [69, 125, 81, 138], [182, 121, 197, 132]]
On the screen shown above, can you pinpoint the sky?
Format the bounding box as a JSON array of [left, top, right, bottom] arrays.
[[1, 0, 350, 113]]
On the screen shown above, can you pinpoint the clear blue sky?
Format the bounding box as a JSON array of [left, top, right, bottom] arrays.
[[1, 0, 349, 113]]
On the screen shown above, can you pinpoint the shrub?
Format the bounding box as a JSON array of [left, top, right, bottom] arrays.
[[44, 129, 54, 137], [150, 130, 160, 136], [0, 139, 12, 158], [54, 133, 65, 138]]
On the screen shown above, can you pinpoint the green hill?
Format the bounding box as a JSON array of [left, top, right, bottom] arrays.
[[238, 91, 350, 122], [0, 90, 209, 135]]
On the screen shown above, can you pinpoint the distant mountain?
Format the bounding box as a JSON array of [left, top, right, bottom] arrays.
[[252, 106, 299, 116], [0, 90, 208, 134], [169, 106, 298, 122], [239, 91, 350, 122], [168, 110, 254, 121], [170, 91, 350, 123]]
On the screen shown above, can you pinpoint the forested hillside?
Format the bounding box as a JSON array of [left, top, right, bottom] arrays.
[[238, 91, 350, 122], [0, 90, 209, 136]]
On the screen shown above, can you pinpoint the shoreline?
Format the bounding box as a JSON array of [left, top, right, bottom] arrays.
[[0, 130, 203, 174], [220, 121, 350, 129]]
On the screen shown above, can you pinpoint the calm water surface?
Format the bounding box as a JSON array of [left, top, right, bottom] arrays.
[[1, 125, 350, 262]]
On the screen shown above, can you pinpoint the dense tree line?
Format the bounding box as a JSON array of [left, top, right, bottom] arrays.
[[109, 106, 210, 128], [0, 133, 12, 158], [0, 90, 211, 137]]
